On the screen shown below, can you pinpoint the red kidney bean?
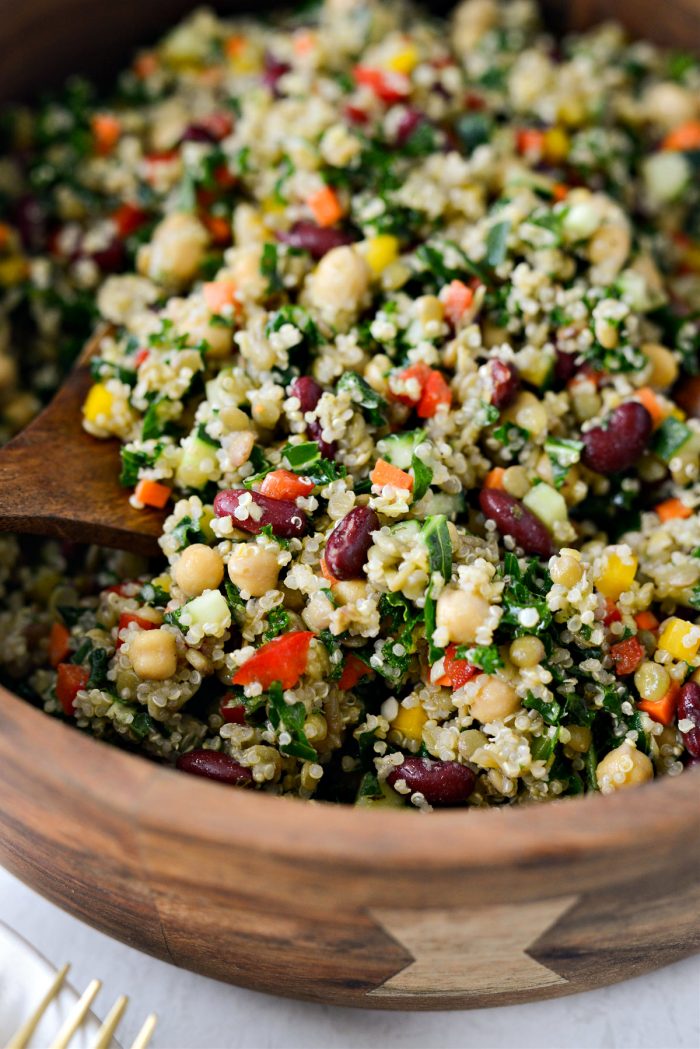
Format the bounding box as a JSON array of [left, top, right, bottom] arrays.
[[554, 348, 578, 385], [278, 221, 355, 260], [387, 756, 475, 807], [581, 401, 652, 474], [308, 418, 338, 460], [179, 122, 218, 144], [479, 488, 554, 558], [177, 749, 253, 786], [678, 681, 700, 759], [214, 489, 308, 538], [88, 234, 125, 273], [489, 359, 520, 408], [220, 697, 246, 725], [288, 375, 323, 413], [325, 506, 379, 580], [675, 375, 700, 421], [396, 107, 424, 145], [262, 53, 291, 94]]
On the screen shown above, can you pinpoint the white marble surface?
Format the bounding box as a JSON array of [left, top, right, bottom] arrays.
[[1, 866, 698, 1049]]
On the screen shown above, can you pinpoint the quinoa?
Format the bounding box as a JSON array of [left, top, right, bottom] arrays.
[[1, 0, 700, 808]]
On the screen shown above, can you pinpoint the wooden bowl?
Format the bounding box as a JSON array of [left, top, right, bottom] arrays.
[[1, 0, 700, 1011]]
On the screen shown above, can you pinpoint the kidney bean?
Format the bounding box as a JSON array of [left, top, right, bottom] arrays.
[[325, 506, 379, 580], [387, 756, 475, 807], [179, 122, 218, 144], [262, 53, 291, 94], [554, 348, 578, 385], [220, 697, 246, 725], [678, 681, 700, 759], [176, 749, 253, 786], [278, 221, 355, 260], [214, 489, 308, 538], [489, 359, 520, 408], [396, 107, 424, 145], [288, 375, 323, 413], [581, 401, 652, 474], [308, 418, 338, 460], [674, 375, 700, 421], [88, 234, 125, 273], [479, 488, 554, 558]]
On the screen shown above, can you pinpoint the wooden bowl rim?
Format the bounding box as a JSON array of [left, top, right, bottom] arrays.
[[3, 684, 699, 873]]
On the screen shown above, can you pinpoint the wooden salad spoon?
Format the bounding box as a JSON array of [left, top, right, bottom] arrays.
[[0, 331, 163, 556]]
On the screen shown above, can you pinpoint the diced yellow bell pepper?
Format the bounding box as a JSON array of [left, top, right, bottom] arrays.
[[594, 549, 638, 600], [387, 46, 418, 75], [150, 573, 172, 595], [543, 127, 570, 163], [83, 382, 114, 425], [261, 195, 285, 215], [658, 617, 700, 662], [199, 508, 216, 542], [391, 703, 427, 743], [670, 407, 687, 422], [365, 235, 399, 275]]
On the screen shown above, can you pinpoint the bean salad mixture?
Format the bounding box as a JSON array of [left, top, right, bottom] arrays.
[[1, 0, 700, 809]]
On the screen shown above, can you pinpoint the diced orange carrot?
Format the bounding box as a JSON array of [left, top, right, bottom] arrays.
[[225, 35, 247, 58], [442, 279, 474, 327], [552, 182, 569, 202], [134, 479, 171, 509], [516, 128, 546, 156], [293, 29, 317, 56], [260, 469, 315, 501], [655, 497, 692, 523], [370, 458, 414, 491], [635, 386, 665, 428], [417, 370, 452, 418], [203, 279, 238, 314], [49, 622, 71, 668], [484, 467, 506, 490], [638, 681, 680, 726], [635, 610, 659, 632], [307, 186, 344, 228], [662, 120, 700, 152], [201, 213, 232, 246], [91, 113, 121, 156]]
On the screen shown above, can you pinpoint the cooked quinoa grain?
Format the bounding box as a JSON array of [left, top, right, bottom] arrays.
[[2, 0, 700, 809]]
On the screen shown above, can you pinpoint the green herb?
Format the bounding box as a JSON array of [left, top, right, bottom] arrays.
[[87, 647, 109, 689], [260, 523, 290, 548], [283, 441, 321, 471], [530, 727, 559, 762], [545, 436, 584, 489], [456, 644, 504, 674], [485, 220, 511, 267], [410, 454, 433, 503], [651, 416, 692, 463], [58, 606, 87, 628], [265, 305, 321, 349], [523, 692, 562, 725], [141, 398, 172, 441], [318, 629, 345, 681], [267, 681, 317, 761], [177, 169, 197, 212], [260, 242, 283, 294], [455, 112, 493, 152], [480, 401, 500, 426], [139, 582, 170, 608], [131, 712, 155, 739], [171, 515, 207, 549], [493, 421, 529, 447], [70, 638, 93, 665], [500, 554, 553, 637], [263, 607, 290, 642], [423, 588, 443, 665], [119, 445, 163, 487], [421, 515, 452, 581], [224, 580, 245, 618], [356, 771, 383, 801], [195, 424, 220, 448], [337, 371, 388, 426]]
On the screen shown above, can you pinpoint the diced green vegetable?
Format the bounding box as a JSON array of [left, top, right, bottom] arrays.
[[377, 429, 425, 469], [651, 416, 692, 462], [337, 371, 388, 426], [421, 514, 452, 581], [523, 482, 568, 529]]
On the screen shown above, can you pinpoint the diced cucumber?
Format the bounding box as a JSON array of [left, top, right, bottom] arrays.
[[413, 491, 465, 521], [421, 514, 452, 580], [180, 589, 231, 635], [523, 483, 568, 530], [176, 433, 222, 490], [651, 417, 692, 463], [377, 429, 426, 470]]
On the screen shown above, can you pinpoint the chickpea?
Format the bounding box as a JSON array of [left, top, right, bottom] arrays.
[[302, 592, 333, 632], [333, 579, 368, 605], [219, 406, 252, 432], [129, 628, 178, 680], [642, 343, 678, 390], [363, 353, 392, 394], [589, 223, 630, 281], [436, 586, 490, 646], [643, 81, 697, 128], [566, 724, 592, 754], [226, 247, 267, 302], [469, 675, 521, 723], [502, 465, 530, 499], [415, 295, 444, 333], [452, 0, 498, 53], [138, 212, 208, 288], [596, 741, 654, 794], [306, 246, 370, 316], [549, 550, 583, 588], [227, 544, 280, 598], [634, 661, 671, 703], [174, 544, 224, 597], [509, 635, 545, 668], [233, 202, 267, 246], [504, 391, 547, 437]]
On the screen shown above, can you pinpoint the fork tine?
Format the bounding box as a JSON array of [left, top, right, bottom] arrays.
[[7, 963, 71, 1049], [48, 977, 102, 1049], [92, 994, 128, 1049], [128, 1012, 157, 1049]]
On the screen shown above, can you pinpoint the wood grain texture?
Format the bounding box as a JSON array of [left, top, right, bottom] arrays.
[[0, 333, 162, 555], [0, 0, 699, 1012], [0, 686, 698, 1009]]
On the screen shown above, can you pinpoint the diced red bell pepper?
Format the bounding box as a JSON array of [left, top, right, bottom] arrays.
[[49, 622, 71, 668], [232, 631, 315, 690], [260, 469, 315, 501], [112, 202, 149, 238], [56, 663, 89, 716], [134, 348, 150, 368], [610, 636, 645, 676], [353, 65, 409, 104], [389, 362, 432, 406], [442, 279, 474, 327], [602, 599, 622, 626], [435, 644, 482, 689], [338, 653, 372, 691], [344, 103, 369, 125], [116, 611, 159, 649], [417, 370, 452, 418], [516, 128, 546, 157], [199, 112, 234, 140], [220, 695, 247, 724]]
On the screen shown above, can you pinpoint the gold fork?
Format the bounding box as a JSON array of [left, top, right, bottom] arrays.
[[7, 963, 157, 1049]]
